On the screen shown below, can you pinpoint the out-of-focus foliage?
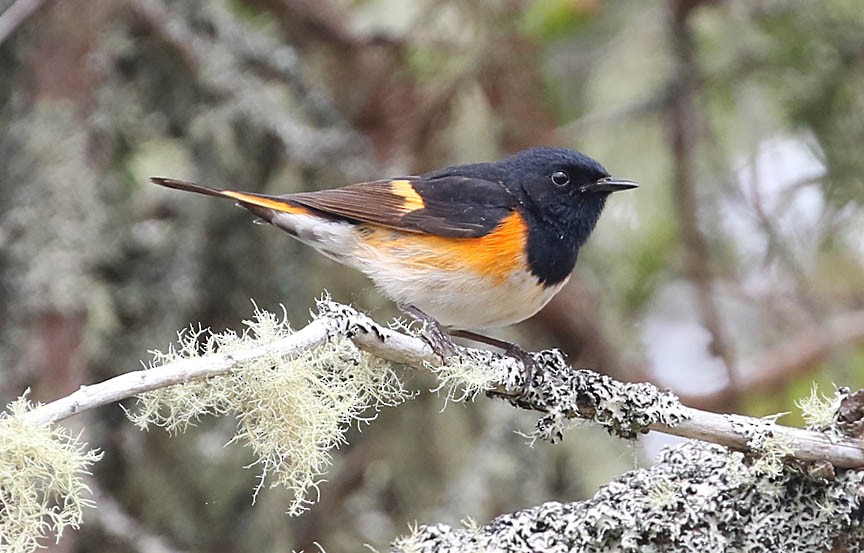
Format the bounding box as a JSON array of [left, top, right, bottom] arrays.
[[1, 0, 863, 551], [752, 1, 864, 205], [522, 0, 599, 39]]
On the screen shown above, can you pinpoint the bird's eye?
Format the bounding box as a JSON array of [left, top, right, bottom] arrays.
[[551, 170, 570, 187]]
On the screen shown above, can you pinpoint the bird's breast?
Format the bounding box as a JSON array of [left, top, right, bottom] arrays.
[[348, 217, 567, 328]]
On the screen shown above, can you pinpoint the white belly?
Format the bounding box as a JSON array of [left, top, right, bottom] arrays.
[[354, 253, 568, 329]]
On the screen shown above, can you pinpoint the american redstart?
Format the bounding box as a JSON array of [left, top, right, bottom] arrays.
[[152, 147, 636, 363]]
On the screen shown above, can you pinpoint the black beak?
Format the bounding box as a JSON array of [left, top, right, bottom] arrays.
[[581, 176, 639, 193]]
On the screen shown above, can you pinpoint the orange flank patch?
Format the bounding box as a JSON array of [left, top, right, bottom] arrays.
[[362, 212, 528, 283], [390, 180, 425, 212], [221, 191, 310, 215]]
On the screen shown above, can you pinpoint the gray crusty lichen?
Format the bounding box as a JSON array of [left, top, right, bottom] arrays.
[[490, 350, 689, 444], [391, 440, 864, 552], [391, 355, 864, 552]]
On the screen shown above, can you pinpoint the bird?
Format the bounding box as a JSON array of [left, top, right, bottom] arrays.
[[151, 147, 636, 372]]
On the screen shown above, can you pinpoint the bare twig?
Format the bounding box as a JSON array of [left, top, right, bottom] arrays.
[[0, 0, 48, 46], [87, 481, 193, 553], [666, 0, 738, 390], [555, 94, 667, 137], [682, 309, 864, 410], [19, 302, 864, 469], [745, 149, 823, 317]]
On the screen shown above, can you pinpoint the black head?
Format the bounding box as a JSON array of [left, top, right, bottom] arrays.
[[499, 147, 636, 224], [499, 147, 638, 284], [420, 147, 636, 284]]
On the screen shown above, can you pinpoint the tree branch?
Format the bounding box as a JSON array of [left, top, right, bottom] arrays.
[[0, 0, 48, 46], [681, 309, 864, 410], [86, 480, 192, 553], [19, 301, 864, 470], [667, 0, 739, 393], [391, 439, 864, 552]]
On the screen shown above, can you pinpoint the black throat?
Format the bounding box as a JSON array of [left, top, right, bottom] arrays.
[[520, 194, 608, 286]]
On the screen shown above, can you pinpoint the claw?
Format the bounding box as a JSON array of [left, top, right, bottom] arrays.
[[450, 329, 537, 398], [399, 304, 457, 359], [504, 342, 537, 397]]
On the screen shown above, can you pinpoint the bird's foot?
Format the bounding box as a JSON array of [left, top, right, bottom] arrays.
[[450, 330, 536, 399], [399, 304, 457, 359], [503, 342, 537, 397]]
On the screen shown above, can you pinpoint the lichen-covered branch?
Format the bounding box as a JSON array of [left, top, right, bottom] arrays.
[[21, 315, 333, 426], [391, 440, 864, 552], [21, 300, 864, 469], [8, 299, 864, 551]]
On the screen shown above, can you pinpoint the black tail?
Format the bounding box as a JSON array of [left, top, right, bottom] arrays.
[[150, 177, 233, 199]]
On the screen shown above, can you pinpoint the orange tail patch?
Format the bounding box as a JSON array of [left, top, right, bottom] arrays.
[[220, 191, 310, 215]]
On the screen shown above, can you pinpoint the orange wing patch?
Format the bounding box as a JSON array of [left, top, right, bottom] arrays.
[[390, 180, 425, 213], [361, 212, 528, 283], [221, 190, 311, 216]]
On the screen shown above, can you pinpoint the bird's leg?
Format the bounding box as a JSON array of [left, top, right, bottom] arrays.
[[450, 329, 537, 394], [396, 308, 536, 396], [399, 304, 457, 359]]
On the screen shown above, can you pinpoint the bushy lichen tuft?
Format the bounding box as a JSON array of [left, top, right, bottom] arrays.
[[430, 351, 509, 405], [389, 317, 509, 405], [128, 307, 410, 514], [0, 394, 102, 553], [796, 383, 842, 430], [725, 413, 798, 479]]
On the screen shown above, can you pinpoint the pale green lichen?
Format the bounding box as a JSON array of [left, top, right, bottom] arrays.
[[0, 394, 102, 553], [128, 307, 410, 515], [390, 316, 505, 405], [645, 475, 679, 510], [390, 523, 424, 553], [391, 520, 484, 553], [725, 414, 797, 481], [750, 434, 797, 479], [430, 355, 502, 405], [796, 383, 841, 430]]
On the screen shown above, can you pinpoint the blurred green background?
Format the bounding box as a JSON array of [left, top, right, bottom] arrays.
[[1, 0, 863, 551]]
